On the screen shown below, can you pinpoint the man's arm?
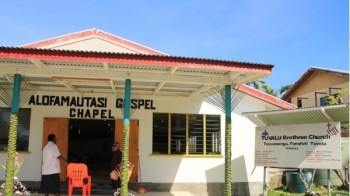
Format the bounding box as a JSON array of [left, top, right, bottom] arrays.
[[57, 155, 68, 164]]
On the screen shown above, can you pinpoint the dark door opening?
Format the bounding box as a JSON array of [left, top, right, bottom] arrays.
[[68, 119, 115, 181]]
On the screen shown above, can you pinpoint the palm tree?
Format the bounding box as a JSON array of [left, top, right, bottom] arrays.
[[247, 80, 277, 96], [246, 80, 266, 90], [279, 84, 292, 96], [261, 85, 278, 97], [247, 80, 292, 98]]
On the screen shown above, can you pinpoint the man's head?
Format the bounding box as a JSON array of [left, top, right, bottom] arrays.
[[112, 142, 120, 151], [48, 134, 56, 143]]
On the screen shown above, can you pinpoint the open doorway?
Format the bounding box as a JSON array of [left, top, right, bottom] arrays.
[[68, 119, 115, 181]]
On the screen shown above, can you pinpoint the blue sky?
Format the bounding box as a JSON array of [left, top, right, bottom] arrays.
[[0, 0, 348, 92]]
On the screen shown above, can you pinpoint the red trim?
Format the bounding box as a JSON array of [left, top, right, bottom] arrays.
[[237, 84, 297, 110], [0, 47, 273, 73], [22, 29, 165, 55]]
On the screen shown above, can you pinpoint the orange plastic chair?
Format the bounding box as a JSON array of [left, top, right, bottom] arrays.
[[67, 163, 91, 196]]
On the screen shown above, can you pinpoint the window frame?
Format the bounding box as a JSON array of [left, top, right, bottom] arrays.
[[0, 108, 31, 152], [152, 112, 222, 157]]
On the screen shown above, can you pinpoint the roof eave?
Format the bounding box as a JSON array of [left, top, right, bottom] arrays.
[[238, 85, 297, 110], [0, 46, 273, 74]]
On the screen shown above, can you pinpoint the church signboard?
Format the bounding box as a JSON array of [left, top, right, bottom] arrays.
[[255, 122, 341, 169]]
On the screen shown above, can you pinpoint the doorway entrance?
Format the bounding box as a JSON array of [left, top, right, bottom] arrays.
[[68, 119, 114, 181], [43, 118, 139, 182]]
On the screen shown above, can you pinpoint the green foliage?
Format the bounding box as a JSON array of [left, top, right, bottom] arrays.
[[247, 80, 267, 90], [279, 84, 292, 95], [224, 118, 232, 196], [261, 85, 278, 97], [268, 185, 349, 196], [328, 86, 349, 137], [4, 113, 18, 195], [121, 122, 130, 196], [328, 86, 349, 105], [0, 153, 24, 176], [246, 80, 292, 97]]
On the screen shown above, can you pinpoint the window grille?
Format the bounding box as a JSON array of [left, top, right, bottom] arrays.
[[152, 113, 221, 155]]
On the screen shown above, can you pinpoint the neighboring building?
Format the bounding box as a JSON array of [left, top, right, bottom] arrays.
[[0, 29, 295, 195], [282, 67, 349, 108]]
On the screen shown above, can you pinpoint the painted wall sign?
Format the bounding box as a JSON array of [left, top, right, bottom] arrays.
[[116, 98, 156, 110], [69, 108, 114, 118], [28, 95, 156, 119], [28, 95, 107, 107], [255, 122, 341, 169]]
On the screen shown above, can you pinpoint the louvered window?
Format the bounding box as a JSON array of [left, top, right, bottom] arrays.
[[152, 113, 221, 155]]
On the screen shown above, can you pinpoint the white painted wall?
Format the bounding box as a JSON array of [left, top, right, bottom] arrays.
[[0, 91, 280, 184]]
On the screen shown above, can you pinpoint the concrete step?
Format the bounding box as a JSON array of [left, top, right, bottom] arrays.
[[60, 181, 116, 195]]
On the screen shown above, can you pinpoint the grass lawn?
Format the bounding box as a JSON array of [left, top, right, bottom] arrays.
[[268, 185, 349, 196]]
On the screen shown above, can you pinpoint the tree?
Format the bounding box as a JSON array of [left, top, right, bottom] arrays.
[[246, 80, 266, 90], [279, 84, 292, 96], [247, 80, 292, 97], [329, 86, 349, 106], [261, 85, 278, 97], [247, 80, 278, 96]]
